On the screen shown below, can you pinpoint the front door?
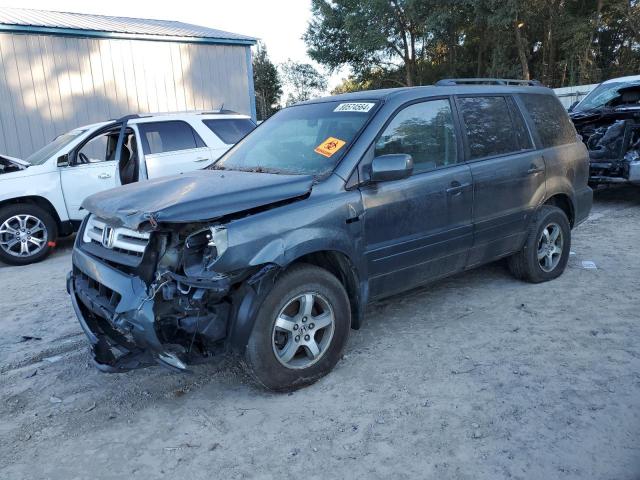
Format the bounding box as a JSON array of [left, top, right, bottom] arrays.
[[360, 98, 474, 299], [59, 128, 119, 220], [455, 95, 546, 267], [136, 120, 214, 179]]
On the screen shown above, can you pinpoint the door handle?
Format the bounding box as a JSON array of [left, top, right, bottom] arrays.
[[527, 166, 544, 175], [98, 173, 111, 179], [446, 182, 471, 196], [194, 157, 210, 162]]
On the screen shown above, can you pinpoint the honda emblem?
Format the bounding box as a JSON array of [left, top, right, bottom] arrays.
[[101, 226, 115, 249]]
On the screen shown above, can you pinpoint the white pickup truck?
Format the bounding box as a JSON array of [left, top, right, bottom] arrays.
[[0, 111, 256, 265]]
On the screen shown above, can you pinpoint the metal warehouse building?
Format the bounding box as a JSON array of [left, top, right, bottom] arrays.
[[0, 7, 256, 158]]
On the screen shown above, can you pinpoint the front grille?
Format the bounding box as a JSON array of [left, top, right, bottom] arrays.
[[82, 215, 150, 267], [74, 269, 122, 320]]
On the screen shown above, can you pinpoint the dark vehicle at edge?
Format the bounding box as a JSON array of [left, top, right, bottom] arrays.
[[568, 75, 640, 186], [68, 81, 592, 391]]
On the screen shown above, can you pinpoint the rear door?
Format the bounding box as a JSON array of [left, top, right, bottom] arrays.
[[360, 98, 473, 299], [59, 126, 119, 220], [518, 93, 589, 219], [137, 120, 214, 178], [455, 95, 545, 267]]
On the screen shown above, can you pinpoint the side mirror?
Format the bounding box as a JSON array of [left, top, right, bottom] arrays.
[[568, 100, 579, 112], [57, 154, 70, 167], [370, 154, 413, 182]]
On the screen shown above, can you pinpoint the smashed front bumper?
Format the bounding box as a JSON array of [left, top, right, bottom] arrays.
[[67, 246, 213, 372]]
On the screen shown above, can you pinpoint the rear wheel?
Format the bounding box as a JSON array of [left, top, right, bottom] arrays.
[[0, 204, 57, 266], [508, 205, 571, 283], [244, 264, 351, 392]]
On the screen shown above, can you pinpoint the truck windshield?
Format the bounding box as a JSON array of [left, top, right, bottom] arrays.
[[574, 81, 640, 112], [25, 129, 87, 165], [214, 100, 379, 176]]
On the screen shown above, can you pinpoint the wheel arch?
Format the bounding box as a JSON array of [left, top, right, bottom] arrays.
[[226, 248, 366, 355], [543, 193, 575, 227], [0, 195, 63, 228], [288, 250, 364, 330]]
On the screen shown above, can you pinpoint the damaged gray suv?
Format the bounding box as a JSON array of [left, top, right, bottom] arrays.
[[68, 81, 592, 391]]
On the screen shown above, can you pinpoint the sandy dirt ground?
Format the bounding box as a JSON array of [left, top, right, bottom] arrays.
[[1, 186, 639, 480]]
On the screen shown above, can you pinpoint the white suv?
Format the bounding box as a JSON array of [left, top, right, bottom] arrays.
[[0, 111, 256, 265]]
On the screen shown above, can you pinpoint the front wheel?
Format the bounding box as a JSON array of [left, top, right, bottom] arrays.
[[244, 264, 351, 392], [508, 205, 571, 283], [0, 204, 57, 266]]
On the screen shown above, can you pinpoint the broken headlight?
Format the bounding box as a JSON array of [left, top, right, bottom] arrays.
[[183, 226, 228, 275]]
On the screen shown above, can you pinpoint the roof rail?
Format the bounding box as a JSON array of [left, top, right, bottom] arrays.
[[112, 113, 150, 122], [436, 78, 543, 87], [110, 110, 245, 122], [198, 109, 242, 115]]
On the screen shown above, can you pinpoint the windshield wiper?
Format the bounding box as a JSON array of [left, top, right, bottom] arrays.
[[237, 166, 283, 174]]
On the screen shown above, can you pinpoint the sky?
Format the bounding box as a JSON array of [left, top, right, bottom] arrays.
[[0, 0, 347, 93]]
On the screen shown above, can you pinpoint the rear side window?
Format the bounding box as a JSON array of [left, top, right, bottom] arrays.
[[138, 121, 206, 155], [507, 97, 534, 150], [375, 99, 458, 173], [519, 94, 578, 148], [203, 119, 256, 144], [457, 96, 523, 160]]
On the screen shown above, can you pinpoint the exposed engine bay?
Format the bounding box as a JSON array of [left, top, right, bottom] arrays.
[[0, 155, 28, 174], [570, 83, 640, 185]]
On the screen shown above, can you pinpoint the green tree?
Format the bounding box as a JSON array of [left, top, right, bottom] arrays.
[[280, 60, 328, 105], [305, 0, 435, 87], [253, 42, 282, 121], [305, 0, 640, 89]]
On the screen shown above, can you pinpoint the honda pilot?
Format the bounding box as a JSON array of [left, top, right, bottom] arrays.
[[68, 81, 592, 391]]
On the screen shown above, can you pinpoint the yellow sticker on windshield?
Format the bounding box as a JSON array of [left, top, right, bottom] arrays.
[[314, 137, 346, 158]]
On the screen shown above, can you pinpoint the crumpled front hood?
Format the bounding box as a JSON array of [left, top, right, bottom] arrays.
[[82, 170, 314, 230]]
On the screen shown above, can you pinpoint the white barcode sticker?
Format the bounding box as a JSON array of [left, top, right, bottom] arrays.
[[334, 102, 375, 113]]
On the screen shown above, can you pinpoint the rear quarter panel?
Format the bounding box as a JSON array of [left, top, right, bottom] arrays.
[[543, 140, 592, 225]]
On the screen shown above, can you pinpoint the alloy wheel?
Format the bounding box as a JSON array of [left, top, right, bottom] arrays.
[[271, 292, 335, 369], [0, 214, 48, 258], [537, 222, 563, 273]]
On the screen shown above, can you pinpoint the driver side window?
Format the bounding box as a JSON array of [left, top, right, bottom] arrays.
[[77, 132, 117, 164], [375, 99, 458, 173]]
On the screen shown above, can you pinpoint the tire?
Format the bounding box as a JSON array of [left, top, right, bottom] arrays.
[[0, 203, 58, 266], [244, 264, 351, 392], [508, 205, 571, 283]]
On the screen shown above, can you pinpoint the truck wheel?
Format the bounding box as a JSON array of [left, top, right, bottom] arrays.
[[508, 205, 571, 283], [0, 204, 57, 266], [244, 264, 351, 392]]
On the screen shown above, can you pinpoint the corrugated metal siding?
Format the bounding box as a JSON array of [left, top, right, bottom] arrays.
[[553, 84, 598, 109], [0, 32, 250, 157], [0, 7, 255, 43]]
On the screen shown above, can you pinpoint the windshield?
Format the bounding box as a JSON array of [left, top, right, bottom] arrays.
[[574, 81, 640, 112], [214, 100, 379, 176], [25, 130, 86, 165]]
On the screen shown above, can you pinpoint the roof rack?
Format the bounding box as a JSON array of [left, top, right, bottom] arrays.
[[198, 109, 241, 115], [113, 113, 150, 122], [436, 78, 542, 87], [110, 110, 245, 122]]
